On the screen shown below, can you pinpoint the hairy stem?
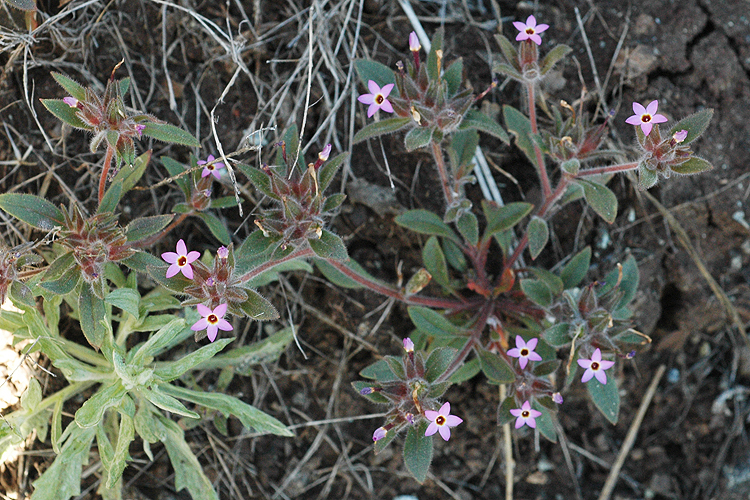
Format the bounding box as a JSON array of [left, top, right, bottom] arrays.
[[526, 83, 551, 200], [98, 145, 115, 205], [129, 212, 191, 249], [237, 245, 315, 284], [431, 140, 455, 210], [576, 161, 639, 178]]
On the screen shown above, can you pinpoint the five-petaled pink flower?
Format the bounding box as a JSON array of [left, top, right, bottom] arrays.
[[510, 400, 542, 429], [198, 154, 226, 180], [577, 348, 615, 384], [161, 239, 200, 279], [424, 402, 463, 441], [625, 100, 668, 137], [513, 15, 549, 46], [191, 303, 233, 342], [358, 80, 394, 118], [507, 335, 543, 369]]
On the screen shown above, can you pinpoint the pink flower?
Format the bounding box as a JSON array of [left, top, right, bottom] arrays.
[[409, 31, 421, 52], [191, 303, 233, 342], [625, 100, 668, 137], [63, 96, 79, 108], [403, 337, 414, 352], [510, 400, 542, 429], [577, 348, 615, 384], [318, 143, 332, 162], [358, 80, 394, 118], [513, 15, 549, 46], [198, 154, 226, 180], [373, 427, 387, 441], [672, 129, 688, 143], [552, 392, 564, 405], [424, 402, 463, 441], [135, 124, 146, 138], [507, 335, 543, 369], [161, 239, 200, 279]]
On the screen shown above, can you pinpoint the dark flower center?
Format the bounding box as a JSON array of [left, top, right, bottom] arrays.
[[207, 164, 215, 170], [591, 361, 600, 370], [436, 416, 446, 426], [177, 256, 187, 266], [520, 348, 529, 356], [526, 28, 535, 35], [521, 410, 530, 418], [375, 94, 384, 105], [642, 114, 651, 123], [207, 314, 218, 324]]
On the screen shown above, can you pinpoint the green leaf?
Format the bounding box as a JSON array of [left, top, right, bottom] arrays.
[[98, 180, 122, 214], [422, 236, 451, 289], [395, 209, 459, 242], [21, 378, 42, 412], [403, 421, 433, 484], [424, 347, 456, 383], [408, 306, 463, 338], [586, 374, 620, 424], [456, 212, 478, 246], [160, 156, 190, 197], [426, 29, 444, 81], [197, 326, 294, 374], [322, 193, 347, 213], [449, 129, 479, 169], [237, 163, 276, 199], [404, 127, 433, 152], [6, 0, 37, 11], [448, 357, 481, 383], [637, 165, 659, 190], [354, 59, 396, 87], [141, 386, 200, 419], [75, 381, 127, 428], [119, 77, 131, 97], [482, 200, 533, 240], [159, 418, 220, 500], [40, 99, 88, 130], [503, 104, 540, 169], [130, 319, 188, 363], [40, 252, 80, 295], [141, 122, 200, 147], [671, 157, 714, 175], [669, 108, 713, 144], [308, 229, 348, 261], [313, 259, 362, 289], [534, 403, 558, 442], [494, 34, 519, 70], [243, 259, 313, 288], [492, 62, 524, 80], [237, 289, 279, 320], [443, 57, 464, 96], [527, 216, 549, 259], [360, 358, 399, 382], [560, 246, 591, 289], [533, 360, 560, 377], [10, 281, 36, 308], [459, 109, 510, 144], [125, 214, 174, 243], [477, 346, 515, 384], [0, 193, 65, 230], [543, 323, 571, 347], [105, 288, 140, 318], [578, 179, 618, 224], [78, 285, 109, 350], [318, 152, 347, 193], [30, 426, 95, 500], [154, 338, 233, 382], [193, 211, 230, 245], [210, 196, 240, 209], [541, 44, 572, 75], [160, 384, 293, 436], [497, 396, 517, 426], [104, 413, 135, 488], [50, 74, 85, 100], [352, 117, 411, 144], [520, 278, 553, 307]]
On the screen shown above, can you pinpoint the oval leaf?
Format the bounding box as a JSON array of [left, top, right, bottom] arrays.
[[0, 193, 65, 230], [527, 216, 549, 259], [141, 122, 200, 147], [578, 178, 618, 224]]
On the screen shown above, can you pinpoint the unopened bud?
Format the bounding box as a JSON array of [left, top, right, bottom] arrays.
[[409, 32, 421, 52], [672, 129, 688, 144], [217, 246, 229, 259], [359, 387, 373, 395], [318, 143, 332, 162], [63, 96, 79, 108], [403, 337, 414, 352], [373, 427, 387, 441], [552, 392, 564, 405]]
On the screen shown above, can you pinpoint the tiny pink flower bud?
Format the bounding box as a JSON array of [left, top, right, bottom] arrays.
[[405, 413, 415, 424], [358, 81, 395, 118], [135, 124, 146, 138], [424, 402, 463, 441], [409, 31, 421, 52], [577, 348, 616, 384], [673, 129, 688, 143], [161, 239, 200, 279], [63, 96, 79, 108], [510, 400, 542, 429], [625, 100, 668, 137], [403, 337, 414, 352], [552, 393, 564, 405], [513, 15, 549, 46], [507, 335, 543, 369], [318, 143, 332, 162], [191, 303, 233, 342], [373, 427, 387, 441], [359, 387, 373, 395], [206, 277, 215, 286], [217, 246, 229, 259]]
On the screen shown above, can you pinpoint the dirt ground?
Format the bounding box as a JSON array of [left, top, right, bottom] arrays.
[[1, 0, 750, 499]]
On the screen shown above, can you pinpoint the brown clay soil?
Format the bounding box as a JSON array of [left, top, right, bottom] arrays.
[[1, 0, 750, 499]]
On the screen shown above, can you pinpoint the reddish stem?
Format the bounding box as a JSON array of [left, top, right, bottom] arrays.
[[575, 162, 639, 178], [237, 245, 315, 284], [526, 83, 551, 200], [129, 212, 191, 249], [99, 146, 115, 205], [431, 140, 455, 209]]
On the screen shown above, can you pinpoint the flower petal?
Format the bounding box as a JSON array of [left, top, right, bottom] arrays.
[[526, 338, 538, 349], [176, 239, 187, 255], [165, 264, 180, 278], [438, 425, 451, 441], [625, 115, 643, 126], [526, 15, 536, 28], [645, 100, 659, 115], [529, 351, 543, 362], [521, 401, 532, 411], [368, 80, 381, 95], [380, 99, 394, 114], [196, 304, 212, 317], [595, 370, 608, 384], [577, 358, 592, 369], [425, 422, 439, 436], [535, 23, 549, 33], [529, 34, 542, 45], [367, 103, 379, 117], [206, 325, 218, 342], [526, 416, 537, 428], [641, 122, 653, 136], [186, 251, 201, 263], [592, 348, 602, 361], [510, 409, 522, 417], [518, 357, 529, 369], [651, 114, 668, 124], [515, 417, 525, 429], [445, 415, 463, 426], [516, 32, 528, 42], [161, 252, 178, 263], [512, 21, 527, 32], [530, 409, 542, 418], [191, 318, 208, 331], [581, 369, 594, 383], [424, 410, 438, 420], [358, 94, 374, 105], [180, 265, 194, 279], [632, 102, 646, 115], [217, 319, 233, 331], [214, 303, 228, 317], [439, 402, 451, 415], [380, 83, 394, 98]]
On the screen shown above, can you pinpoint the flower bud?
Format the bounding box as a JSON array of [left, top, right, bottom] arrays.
[[373, 427, 387, 441], [409, 32, 421, 52], [403, 338, 414, 352], [552, 392, 564, 405]]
